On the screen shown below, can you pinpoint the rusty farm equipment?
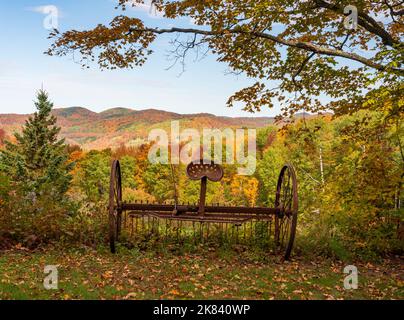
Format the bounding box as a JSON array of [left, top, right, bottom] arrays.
[[108, 160, 298, 260]]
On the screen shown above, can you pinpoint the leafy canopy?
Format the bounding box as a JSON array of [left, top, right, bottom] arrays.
[[47, 0, 403, 117]]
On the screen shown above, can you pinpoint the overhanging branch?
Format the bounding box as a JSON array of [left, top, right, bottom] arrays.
[[315, 0, 400, 47], [129, 26, 403, 74]]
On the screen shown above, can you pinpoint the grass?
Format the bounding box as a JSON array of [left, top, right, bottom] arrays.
[[0, 244, 402, 300]]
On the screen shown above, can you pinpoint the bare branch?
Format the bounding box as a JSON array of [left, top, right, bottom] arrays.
[[292, 52, 316, 88]]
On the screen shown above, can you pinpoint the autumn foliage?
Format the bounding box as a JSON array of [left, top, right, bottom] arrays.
[[47, 0, 403, 118]]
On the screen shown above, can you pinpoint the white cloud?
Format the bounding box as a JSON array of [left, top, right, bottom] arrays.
[[28, 5, 59, 16], [124, 1, 164, 19]]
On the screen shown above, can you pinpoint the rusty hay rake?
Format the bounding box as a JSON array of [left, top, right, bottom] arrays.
[[108, 160, 298, 260]]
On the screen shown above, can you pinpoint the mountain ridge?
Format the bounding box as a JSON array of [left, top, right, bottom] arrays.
[[0, 106, 322, 150]]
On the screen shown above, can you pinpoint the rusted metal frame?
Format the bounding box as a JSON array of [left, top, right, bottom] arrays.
[[121, 203, 290, 215], [128, 211, 269, 224], [127, 210, 275, 221], [109, 159, 298, 260]]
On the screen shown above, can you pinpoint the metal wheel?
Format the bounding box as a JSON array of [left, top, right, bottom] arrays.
[[275, 163, 298, 260], [109, 160, 122, 253]]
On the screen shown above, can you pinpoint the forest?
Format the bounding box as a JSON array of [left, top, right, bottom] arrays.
[[1, 91, 402, 259], [0, 91, 402, 299]]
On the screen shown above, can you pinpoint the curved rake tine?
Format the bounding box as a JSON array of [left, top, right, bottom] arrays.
[[267, 221, 270, 245], [193, 222, 196, 244], [200, 223, 203, 243], [165, 219, 169, 242], [148, 216, 151, 234], [230, 223, 233, 241], [242, 223, 245, 243], [269, 218, 272, 242]]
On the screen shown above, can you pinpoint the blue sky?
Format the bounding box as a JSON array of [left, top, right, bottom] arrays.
[[0, 0, 280, 116]]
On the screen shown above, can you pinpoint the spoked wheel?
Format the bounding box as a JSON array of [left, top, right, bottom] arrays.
[[109, 160, 122, 253], [274, 163, 298, 260]]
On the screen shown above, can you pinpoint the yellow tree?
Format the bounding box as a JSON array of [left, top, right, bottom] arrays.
[[230, 176, 259, 206]]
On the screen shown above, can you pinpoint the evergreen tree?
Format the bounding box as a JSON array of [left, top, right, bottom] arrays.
[[0, 90, 73, 198]]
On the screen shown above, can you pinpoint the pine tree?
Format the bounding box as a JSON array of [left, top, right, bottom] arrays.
[[0, 90, 73, 199]]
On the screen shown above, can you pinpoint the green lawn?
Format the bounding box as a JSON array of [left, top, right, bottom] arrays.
[[0, 245, 402, 300]]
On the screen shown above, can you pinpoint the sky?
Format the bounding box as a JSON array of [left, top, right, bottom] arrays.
[[0, 0, 280, 117]]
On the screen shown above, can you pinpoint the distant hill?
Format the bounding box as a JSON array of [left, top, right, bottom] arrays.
[[0, 107, 325, 150]]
